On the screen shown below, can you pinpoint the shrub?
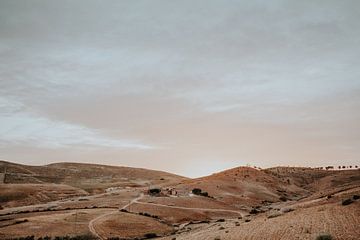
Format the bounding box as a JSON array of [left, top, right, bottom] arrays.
[[148, 188, 161, 195], [191, 188, 210, 197], [249, 208, 259, 214], [279, 196, 287, 202], [342, 198, 353, 206], [144, 233, 157, 239], [200, 192, 209, 197], [192, 188, 202, 195], [316, 234, 333, 240], [353, 195, 360, 200]]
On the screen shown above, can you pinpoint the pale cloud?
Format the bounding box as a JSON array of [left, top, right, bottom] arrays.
[[0, 97, 153, 150]]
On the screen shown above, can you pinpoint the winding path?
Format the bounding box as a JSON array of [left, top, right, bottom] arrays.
[[88, 193, 246, 239], [88, 193, 144, 239]]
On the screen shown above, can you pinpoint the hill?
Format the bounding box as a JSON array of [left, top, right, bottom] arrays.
[[0, 160, 187, 207], [0, 162, 359, 240]]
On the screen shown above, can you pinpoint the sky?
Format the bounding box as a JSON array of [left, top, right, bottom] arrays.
[[0, 0, 360, 177]]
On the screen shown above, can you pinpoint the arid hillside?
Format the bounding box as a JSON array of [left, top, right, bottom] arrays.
[[0, 160, 187, 207], [0, 162, 359, 240], [0, 161, 186, 191], [173, 167, 309, 208]]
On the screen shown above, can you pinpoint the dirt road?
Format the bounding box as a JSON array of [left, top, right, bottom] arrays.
[[132, 198, 245, 216], [88, 193, 144, 239]]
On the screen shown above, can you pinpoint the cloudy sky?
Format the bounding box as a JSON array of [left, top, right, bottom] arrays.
[[0, 0, 359, 177]]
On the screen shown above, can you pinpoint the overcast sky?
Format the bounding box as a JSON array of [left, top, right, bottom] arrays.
[[0, 0, 359, 177]]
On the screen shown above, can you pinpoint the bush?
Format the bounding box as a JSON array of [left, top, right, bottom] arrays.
[[342, 198, 353, 206], [148, 188, 161, 195], [192, 188, 210, 197], [353, 195, 360, 200], [316, 234, 333, 240], [279, 196, 287, 202], [249, 208, 259, 214], [144, 233, 157, 239], [192, 188, 202, 195], [200, 192, 209, 197]]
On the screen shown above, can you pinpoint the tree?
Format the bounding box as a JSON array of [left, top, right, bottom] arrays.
[[342, 166, 346, 169], [338, 166, 341, 169], [148, 188, 161, 195]]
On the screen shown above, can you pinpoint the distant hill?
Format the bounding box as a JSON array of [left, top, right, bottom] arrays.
[[174, 166, 360, 207], [0, 160, 187, 207], [264, 166, 360, 197]]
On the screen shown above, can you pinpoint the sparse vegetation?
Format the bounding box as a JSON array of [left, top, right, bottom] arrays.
[[316, 234, 333, 240], [342, 198, 353, 206], [249, 208, 259, 214], [144, 233, 157, 238], [192, 188, 202, 195], [191, 188, 210, 197], [279, 196, 287, 202], [148, 188, 161, 195]]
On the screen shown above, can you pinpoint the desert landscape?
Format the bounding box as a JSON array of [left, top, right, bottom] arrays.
[[0, 160, 359, 240], [1, 2, 360, 239]]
